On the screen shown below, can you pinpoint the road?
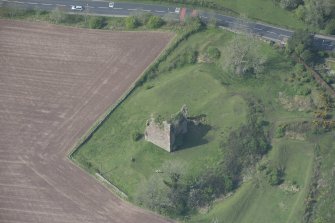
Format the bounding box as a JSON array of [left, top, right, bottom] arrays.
[[1, 0, 335, 51], [2, 0, 335, 51]]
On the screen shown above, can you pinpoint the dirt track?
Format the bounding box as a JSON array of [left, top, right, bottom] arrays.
[[0, 20, 173, 223]]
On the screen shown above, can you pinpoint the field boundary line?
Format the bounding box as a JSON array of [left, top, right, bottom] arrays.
[[67, 32, 177, 198]]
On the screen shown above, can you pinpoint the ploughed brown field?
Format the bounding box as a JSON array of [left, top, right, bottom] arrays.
[[0, 20, 173, 223]]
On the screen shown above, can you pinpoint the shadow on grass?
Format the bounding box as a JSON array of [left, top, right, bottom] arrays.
[[176, 120, 212, 151], [263, 53, 292, 74]]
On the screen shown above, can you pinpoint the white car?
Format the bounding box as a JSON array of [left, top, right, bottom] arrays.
[[71, 5, 83, 11], [175, 7, 180, 13], [109, 2, 114, 8]]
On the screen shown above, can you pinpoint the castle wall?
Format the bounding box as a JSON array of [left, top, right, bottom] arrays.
[[145, 121, 172, 152]]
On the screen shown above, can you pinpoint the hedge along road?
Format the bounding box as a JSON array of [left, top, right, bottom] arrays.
[[0, 20, 174, 223], [1, 0, 335, 51]]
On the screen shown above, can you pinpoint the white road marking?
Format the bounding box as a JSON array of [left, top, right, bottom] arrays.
[[12, 1, 24, 4], [266, 31, 277, 35], [98, 6, 108, 9], [41, 3, 52, 5], [253, 27, 263, 31], [27, 2, 38, 4], [143, 9, 151, 12], [113, 7, 123, 9], [280, 34, 290, 38], [155, 10, 165, 13], [128, 8, 137, 10], [56, 4, 66, 7]]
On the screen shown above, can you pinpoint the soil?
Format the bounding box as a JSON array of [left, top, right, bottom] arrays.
[[0, 19, 173, 223]]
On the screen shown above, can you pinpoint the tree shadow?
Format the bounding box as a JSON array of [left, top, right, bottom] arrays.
[[175, 119, 212, 151], [263, 53, 292, 74]]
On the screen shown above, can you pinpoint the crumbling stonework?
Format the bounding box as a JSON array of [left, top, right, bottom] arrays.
[[145, 105, 188, 152]]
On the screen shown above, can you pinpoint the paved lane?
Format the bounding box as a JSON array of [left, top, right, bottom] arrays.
[[1, 0, 334, 51]]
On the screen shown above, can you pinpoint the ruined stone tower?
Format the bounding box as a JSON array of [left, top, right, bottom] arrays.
[[144, 105, 188, 152]]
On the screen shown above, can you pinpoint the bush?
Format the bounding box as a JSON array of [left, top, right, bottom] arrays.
[[294, 63, 305, 75], [88, 16, 106, 29], [206, 46, 221, 60], [296, 86, 312, 95], [275, 125, 286, 138], [222, 99, 270, 185], [125, 16, 139, 29], [301, 49, 314, 64], [108, 17, 126, 29], [146, 15, 164, 29], [168, 48, 198, 70], [267, 167, 284, 185], [286, 30, 313, 55]]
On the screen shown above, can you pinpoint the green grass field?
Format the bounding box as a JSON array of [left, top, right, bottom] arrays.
[[73, 62, 248, 198], [73, 27, 333, 221], [209, 0, 304, 29], [312, 133, 335, 223]]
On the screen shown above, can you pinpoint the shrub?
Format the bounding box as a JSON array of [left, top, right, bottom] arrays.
[[88, 16, 106, 29], [301, 49, 314, 64], [275, 125, 286, 138], [297, 86, 312, 95], [125, 16, 139, 29], [267, 167, 284, 185], [146, 15, 164, 29], [206, 46, 221, 60], [168, 48, 198, 70], [294, 63, 305, 75], [108, 17, 126, 29]]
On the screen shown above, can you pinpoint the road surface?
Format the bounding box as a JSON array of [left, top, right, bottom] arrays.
[[1, 0, 335, 51]]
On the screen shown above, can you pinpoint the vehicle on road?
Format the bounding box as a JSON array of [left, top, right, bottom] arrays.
[[175, 7, 180, 13], [71, 5, 83, 11], [109, 2, 114, 8]]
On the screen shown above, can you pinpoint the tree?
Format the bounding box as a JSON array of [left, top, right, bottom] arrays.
[[300, 49, 314, 64], [88, 16, 106, 29], [146, 15, 164, 29], [136, 160, 189, 216], [125, 16, 139, 29], [223, 35, 266, 76], [301, 0, 334, 29], [286, 30, 313, 55], [136, 175, 171, 213]]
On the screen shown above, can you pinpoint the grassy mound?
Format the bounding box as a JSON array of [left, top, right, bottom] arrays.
[[73, 63, 247, 198]]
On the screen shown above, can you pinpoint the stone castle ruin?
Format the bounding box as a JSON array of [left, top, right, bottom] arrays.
[[145, 105, 189, 152]]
